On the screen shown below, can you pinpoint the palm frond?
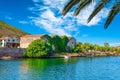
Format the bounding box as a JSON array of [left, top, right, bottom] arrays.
[[74, 0, 93, 16], [62, 0, 80, 16], [62, 0, 120, 28], [88, 0, 110, 23], [104, 3, 120, 29]]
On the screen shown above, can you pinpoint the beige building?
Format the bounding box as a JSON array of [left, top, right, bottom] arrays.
[[20, 34, 76, 51], [20, 35, 49, 48]]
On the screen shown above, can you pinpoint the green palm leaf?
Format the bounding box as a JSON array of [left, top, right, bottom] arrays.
[[62, 0, 80, 16], [88, 0, 110, 23], [104, 3, 120, 29], [74, 0, 93, 16], [62, 0, 120, 28]]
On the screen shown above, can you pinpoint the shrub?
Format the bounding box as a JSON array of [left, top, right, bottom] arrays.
[[24, 39, 52, 57], [51, 35, 62, 53]]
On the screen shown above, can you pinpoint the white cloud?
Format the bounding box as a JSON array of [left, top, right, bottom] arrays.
[[34, 19, 70, 36], [40, 9, 62, 23], [29, 0, 109, 36], [19, 20, 28, 24]]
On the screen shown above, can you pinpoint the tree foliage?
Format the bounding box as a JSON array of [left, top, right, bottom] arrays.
[[24, 39, 52, 57], [51, 35, 69, 53], [60, 36, 69, 52], [104, 42, 109, 47], [51, 35, 62, 53]]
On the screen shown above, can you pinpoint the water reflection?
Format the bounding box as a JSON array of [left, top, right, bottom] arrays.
[[19, 58, 78, 80], [1, 57, 120, 80]]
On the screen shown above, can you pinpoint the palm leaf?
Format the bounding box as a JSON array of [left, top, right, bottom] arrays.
[[88, 0, 110, 23], [62, 0, 80, 16], [104, 3, 120, 29], [62, 0, 120, 28], [74, 0, 93, 16]]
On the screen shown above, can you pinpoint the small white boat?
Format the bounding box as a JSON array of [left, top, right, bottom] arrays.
[[64, 56, 71, 59]]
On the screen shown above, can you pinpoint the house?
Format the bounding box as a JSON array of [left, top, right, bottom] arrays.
[[66, 37, 76, 50], [0, 36, 20, 48], [20, 34, 76, 51], [20, 34, 50, 48]]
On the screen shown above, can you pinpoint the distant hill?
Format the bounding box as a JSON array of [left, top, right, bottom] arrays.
[[0, 20, 29, 37]]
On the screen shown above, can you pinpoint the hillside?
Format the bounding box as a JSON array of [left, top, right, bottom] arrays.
[[0, 20, 29, 37]]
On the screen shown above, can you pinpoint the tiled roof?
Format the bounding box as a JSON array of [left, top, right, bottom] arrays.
[[21, 34, 45, 38]]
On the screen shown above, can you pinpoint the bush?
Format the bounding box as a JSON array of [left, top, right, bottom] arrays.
[[51, 35, 62, 53], [24, 39, 52, 57], [60, 36, 69, 52]]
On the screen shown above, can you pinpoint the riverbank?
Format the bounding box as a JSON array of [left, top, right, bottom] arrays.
[[1, 52, 120, 60], [48, 52, 120, 58], [0, 48, 120, 60]]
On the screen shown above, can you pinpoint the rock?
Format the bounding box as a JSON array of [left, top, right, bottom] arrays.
[[0, 56, 13, 60]]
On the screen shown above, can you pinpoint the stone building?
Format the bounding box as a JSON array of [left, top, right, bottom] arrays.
[[20, 34, 50, 48], [67, 37, 76, 50], [0, 36, 20, 48], [20, 34, 76, 51]]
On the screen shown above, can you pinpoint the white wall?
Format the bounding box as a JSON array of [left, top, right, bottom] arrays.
[[1, 40, 6, 47]]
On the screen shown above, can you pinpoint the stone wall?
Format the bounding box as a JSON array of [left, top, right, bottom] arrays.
[[20, 37, 40, 48], [20, 35, 48, 48], [0, 48, 25, 58]]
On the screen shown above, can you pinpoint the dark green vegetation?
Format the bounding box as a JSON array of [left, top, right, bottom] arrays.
[[62, 0, 120, 29], [0, 20, 28, 37], [24, 34, 120, 57], [25, 39, 52, 57], [51, 35, 69, 53], [24, 35, 71, 57]]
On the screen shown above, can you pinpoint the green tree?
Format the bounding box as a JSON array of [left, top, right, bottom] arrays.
[[24, 39, 52, 57], [116, 48, 120, 53], [83, 43, 92, 51], [93, 44, 100, 51], [103, 42, 110, 51], [51, 35, 62, 53], [60, 36, 69, 52], [104, 42, 109, 47], [72, 45, 82, 53], [62, 0, 120, 28]]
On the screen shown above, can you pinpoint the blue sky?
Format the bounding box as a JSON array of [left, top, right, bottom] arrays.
[[0, 0, 120, 46]]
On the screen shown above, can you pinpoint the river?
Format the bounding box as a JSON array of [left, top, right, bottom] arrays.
[[0, 56, 120, 80]]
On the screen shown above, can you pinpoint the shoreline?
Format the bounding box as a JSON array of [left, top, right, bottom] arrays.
[[1, 52, 120, 60]]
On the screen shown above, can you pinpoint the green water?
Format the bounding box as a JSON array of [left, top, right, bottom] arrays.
[[0, 56, 120, 80]]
